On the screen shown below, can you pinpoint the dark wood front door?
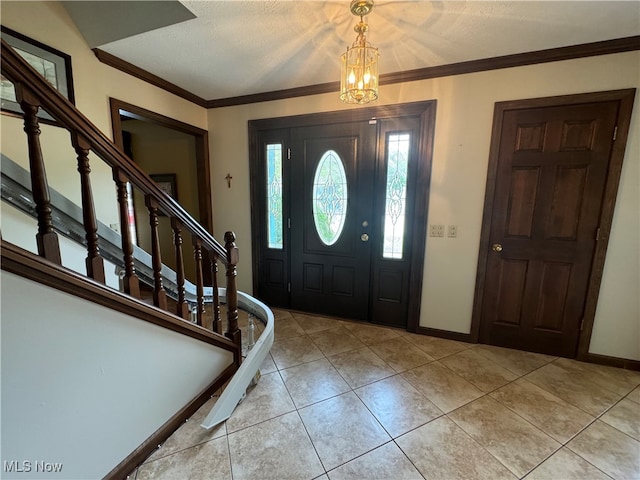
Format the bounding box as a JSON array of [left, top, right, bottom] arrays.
[[249, 102, 436, 330], [290, 122, 376, 319], [478, 96, 623, 357]]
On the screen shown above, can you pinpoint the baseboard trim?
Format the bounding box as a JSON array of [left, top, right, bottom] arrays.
[[104, 363, 238, 480], [578, 352, 640, 371], [415, 329, 639, 371], [416, 326, 474, 344]]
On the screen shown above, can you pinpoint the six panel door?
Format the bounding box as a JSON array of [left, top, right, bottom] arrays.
[[479, 101, 618, 357]]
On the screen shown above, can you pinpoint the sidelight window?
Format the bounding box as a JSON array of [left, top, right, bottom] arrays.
[[266, 143, 283, 249], [382, 133, 410, 259], [312, 150, 348, 246]]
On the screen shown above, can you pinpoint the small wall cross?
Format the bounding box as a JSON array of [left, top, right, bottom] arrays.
[[225, 173, 233, 189]]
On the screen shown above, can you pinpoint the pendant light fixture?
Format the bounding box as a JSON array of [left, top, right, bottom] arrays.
[[340, 0, 379, 104]]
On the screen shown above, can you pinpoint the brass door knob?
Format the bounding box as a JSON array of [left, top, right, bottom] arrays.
[[492, 243, 503, 252]]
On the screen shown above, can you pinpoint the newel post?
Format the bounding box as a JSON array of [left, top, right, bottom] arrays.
[[224, 231, 241, 354]]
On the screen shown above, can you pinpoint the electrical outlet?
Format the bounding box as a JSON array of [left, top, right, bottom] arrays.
[[109, 223, 120, 233], [448, 224, 458, 238], [429, 224, 445, 237]]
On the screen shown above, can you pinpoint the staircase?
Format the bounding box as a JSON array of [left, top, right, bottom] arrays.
[[1, 38, 272, 479]]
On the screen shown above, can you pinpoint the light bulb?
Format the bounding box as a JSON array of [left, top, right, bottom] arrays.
[[348, 69, 356, 85]]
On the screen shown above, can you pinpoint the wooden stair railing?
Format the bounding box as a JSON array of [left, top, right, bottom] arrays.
[[1, 38, 241, 352]]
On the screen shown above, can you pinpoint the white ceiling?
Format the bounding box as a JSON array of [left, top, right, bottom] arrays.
[[65, 1, 640, 102]]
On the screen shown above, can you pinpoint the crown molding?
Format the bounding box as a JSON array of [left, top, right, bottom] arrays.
[[94, 35, 640, 109], [93, 48, 207, 107]]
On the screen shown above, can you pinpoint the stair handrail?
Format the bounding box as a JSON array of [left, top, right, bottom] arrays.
[[1, 38, 241, 347], [1, 39, 225, 259]]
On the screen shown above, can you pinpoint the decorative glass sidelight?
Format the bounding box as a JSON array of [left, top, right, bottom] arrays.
[[313, 150, 348, 246], [383, 133, 410, 259], [266, 144, 283, 249]]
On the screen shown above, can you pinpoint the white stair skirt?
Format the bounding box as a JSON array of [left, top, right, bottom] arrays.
[[201, 289, 274, 430]]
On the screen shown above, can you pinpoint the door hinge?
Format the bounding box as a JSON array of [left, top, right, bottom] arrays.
[[287, 148, 291, 160], [613, 126, 618, 141], [287, 282, 291, 293], [579, 318, 585, 331], [595, 227, 601, 241], [288, 217, 291, 229]]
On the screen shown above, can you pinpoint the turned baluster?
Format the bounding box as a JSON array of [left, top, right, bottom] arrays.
[[72, 133, 105, 283], [171, 218, 189, 320], [17, 85, 61, 264], [210, 252, 222, 334], [113, 168, 140, 298], [224, 231, 241, 353], [146, 196, 167, 310], [192, 237, 206, 327]]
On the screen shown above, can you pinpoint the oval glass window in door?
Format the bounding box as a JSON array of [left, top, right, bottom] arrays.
[[312, 150, 348, 246]]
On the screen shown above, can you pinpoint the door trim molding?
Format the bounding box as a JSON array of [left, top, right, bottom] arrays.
[[109, 98, 214, 237], [470, 89, 636, 360], [248, 101, 436, 331]]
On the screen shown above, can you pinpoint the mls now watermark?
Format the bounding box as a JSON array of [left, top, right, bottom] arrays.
[[4, 460, 64, 474]]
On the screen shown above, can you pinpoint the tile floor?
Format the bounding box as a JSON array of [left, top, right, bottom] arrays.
[[131, 309, 640, 480]]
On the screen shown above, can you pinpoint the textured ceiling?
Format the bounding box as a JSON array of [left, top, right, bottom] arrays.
[[69, 1, 640, 101]]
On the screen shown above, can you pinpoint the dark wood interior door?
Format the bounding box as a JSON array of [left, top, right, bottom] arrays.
[[290, 122, 376, 319], [479, 101, 619, 357]]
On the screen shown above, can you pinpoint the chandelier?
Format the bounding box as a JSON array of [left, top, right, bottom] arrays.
[[340, 0, 379, 104]]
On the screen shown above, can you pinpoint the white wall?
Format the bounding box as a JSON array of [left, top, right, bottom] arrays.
[[208, 52, 640, 361], [1, 271, 233, 479], [1, 204, 121, 290]]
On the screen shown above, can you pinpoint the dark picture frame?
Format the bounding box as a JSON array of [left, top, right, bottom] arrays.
[[1, 26, 75, 124], [150, 174, 178, 202]]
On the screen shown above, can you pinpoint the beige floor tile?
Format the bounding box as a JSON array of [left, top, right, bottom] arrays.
[[440, 348, 518, 392], [228, 411, 324, 480], [490, 379, 595, 443], [524, 362, 622, 416], [449, 396, 560, 478], [226, 371, 295, 433], [273, 314, 306, 341], [298, 391, 390, 471], [341, 322, 402, 345], [137, 437, 231, 480], [270, 335, 325, 369], [554, 358, 640, 396], [474, 344, 556, 376], [145, 396, 227, 462], [328, 346, 395, 388], [525, 447, 611, 480], [258, 352, 278, 374], [355, 375, 443, 438], [327, 441, 423, 480], [280, 358, 351, 408], [568, 420, 640, 480], [627, 385, 640, 404], [368, 337, 434, 372], [272, 308, 294, 320], [293, 313, 342, 334], [396, 416, 517, 480], [600, 398, 640, 441], [401, 362, 483, 413], [404, 334, 473, 359], [309, 326, 366, 356]]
